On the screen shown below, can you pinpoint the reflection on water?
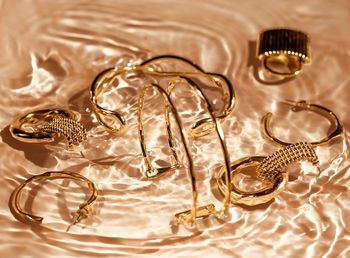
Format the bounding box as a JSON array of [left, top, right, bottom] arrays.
[[0, 0, 349, 257]]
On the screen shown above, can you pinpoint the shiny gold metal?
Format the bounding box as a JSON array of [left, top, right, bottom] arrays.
[[217, 156, 288, 206], [138, 84, 183, 179], [167, 76, 231, 225], [261, 100, 343, 146], [9, 171, 98, 225], [257, 142, 319, 182], [10, 109, 87, 147], [216, 142, 319, 206], [90, 55, 236, 137], [138, 78, 231, 226], [257, 28, 310, 77], [90, 67, 127, 133]]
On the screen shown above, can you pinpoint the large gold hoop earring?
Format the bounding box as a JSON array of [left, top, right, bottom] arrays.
[[90, 55, 236, 137], [261, 100, 343, 146], [9, 171, 98, 225], [10, 109, 87, 148]]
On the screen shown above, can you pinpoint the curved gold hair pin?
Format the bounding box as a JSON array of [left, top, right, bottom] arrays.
[[138, 79, 231, 226], [9, 171, 98, 225], [261, 100, 343, 146], [216, 142, 319, 206], [10, 109, 87, 148], [90, 55, 236, 137], [138, 84, 183, 178]]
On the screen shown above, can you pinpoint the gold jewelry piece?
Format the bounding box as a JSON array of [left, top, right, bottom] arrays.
[[10, 109, 87, 148], [90, 55, 236, 137], [9, 171, 98, 225], [138, 78, 231, 226], [138, 84, 183, 179], [216, 142, 319, 206], [261, 100, 343, 146], [257, 28, 310, 77], [257, 142, 319, 182]]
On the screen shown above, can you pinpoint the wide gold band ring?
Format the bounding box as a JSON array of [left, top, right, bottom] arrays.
[[10, 109, 77, 143], [257, 28, 310, 77]]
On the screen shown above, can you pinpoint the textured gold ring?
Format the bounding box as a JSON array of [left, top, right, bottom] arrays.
[[217, 156, 288, 206], [217, 142, 319, 206], [261, 100, 343, 146], [257, 28, 310, 77], [10, 109, 87, 147], [9, 171, 98, 225]]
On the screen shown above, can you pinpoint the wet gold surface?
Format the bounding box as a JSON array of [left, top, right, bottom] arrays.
[[0, 0, 349, 257]]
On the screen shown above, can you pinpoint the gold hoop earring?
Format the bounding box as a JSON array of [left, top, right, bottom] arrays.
[[90, 55, 236, 137], [261, 100, 343, 146], [9, 171, 98, 225], [216, 142, 319, 206], [257, 28, 310, 77], [10, 109, 87, 148], [138, 78, 231, 226]]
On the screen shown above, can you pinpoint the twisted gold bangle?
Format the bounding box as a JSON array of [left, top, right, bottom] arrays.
[[261, 100, 343, 146], [9, 171, 98, 225], [138, 77, 231, 226], [90, 55, 236, 137]]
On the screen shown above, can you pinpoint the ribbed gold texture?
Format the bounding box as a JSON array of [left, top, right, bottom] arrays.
[[257, 29, 310, 63]]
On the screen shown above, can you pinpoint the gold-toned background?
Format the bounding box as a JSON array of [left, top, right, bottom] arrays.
[[0, 0, 349, 257]]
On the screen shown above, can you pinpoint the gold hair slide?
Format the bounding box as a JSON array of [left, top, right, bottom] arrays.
[[90, 55, 236, 137], [261, 100, 343, 146], [9, 171, 98, 226], [216, 142, 319, 206], [10, 109, 87, 149], [138, 78, 231, 226], [257, 28, 310, 77]]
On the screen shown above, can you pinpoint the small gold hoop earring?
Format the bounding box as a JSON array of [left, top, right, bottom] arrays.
[[90, 55, 236, 137], [10, 109, 87, 148], [257, 28, 310, 77], [261, 100, 343, 146], [138, 78, 231, 226], [9, 171, 98, 225], [216, 142, 319, 206]]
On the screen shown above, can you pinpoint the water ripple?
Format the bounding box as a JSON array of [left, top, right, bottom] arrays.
[[0, 0, 349, 257]]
